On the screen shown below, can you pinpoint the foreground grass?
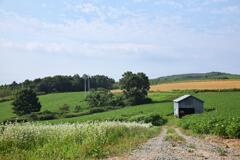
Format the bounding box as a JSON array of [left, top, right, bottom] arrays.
[[0, 121, 160, 160]]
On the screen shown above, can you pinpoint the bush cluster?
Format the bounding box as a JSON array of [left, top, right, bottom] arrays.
[[86, 88, 152, 111], [106, 113, 166, 126], [129, 114, 167, 126]]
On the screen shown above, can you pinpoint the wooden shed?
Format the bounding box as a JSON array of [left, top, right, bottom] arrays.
[[173, 95, 204, 118]]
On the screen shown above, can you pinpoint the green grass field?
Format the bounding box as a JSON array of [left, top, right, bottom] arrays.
[[0, 91, 178, 122], [0, 92, 88, 121], [180, 92, 240, 138], [1, 91, 240, 127], [45, 91, 240, 124], [193, 92, 240, 117]]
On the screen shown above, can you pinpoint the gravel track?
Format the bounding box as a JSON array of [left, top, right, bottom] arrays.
[[107, 127, 240, 160]]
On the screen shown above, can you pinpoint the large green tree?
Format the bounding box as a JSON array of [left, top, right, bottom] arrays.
[[12, 89, 42, 116], [119, 71, 150, 105]]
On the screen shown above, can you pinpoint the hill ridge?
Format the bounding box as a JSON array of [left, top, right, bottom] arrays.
[[150, 72, 240, 84]]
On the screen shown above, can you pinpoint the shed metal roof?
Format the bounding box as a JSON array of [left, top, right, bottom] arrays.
[[173, 95, 204, 103], [173, 95, 191, 102]]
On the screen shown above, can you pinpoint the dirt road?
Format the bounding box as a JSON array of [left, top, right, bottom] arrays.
[[108, 127, 240, 160]]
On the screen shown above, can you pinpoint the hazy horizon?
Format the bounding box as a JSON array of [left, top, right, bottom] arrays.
[[1, 0, 240, 84]]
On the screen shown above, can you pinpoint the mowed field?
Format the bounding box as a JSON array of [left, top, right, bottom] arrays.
[[150, 80, 240, 92], [0, 92, 88, 121], [0, 91, 177, 122]]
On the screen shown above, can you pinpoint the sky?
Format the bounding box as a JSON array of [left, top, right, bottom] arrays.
[[0, 0, 240, 84]]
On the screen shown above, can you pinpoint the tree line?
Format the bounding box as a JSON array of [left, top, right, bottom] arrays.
[[11, 71, 151, 117], [0, 74, 115, 98]]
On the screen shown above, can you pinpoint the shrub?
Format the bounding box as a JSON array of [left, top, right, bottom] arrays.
[[226, 118, 240, 138], [86, 89, 113, 108], [63, 112, 90, 118], [20, 110, 57, 121], [111, 94, 126, 107], [36, 110, 57, 120], [89, 107, 106, 113], [59, 104, 70, 113], [144, 114, 166, 126], [12, 89, 41, 116], [73, 105, 81, 113], [180, 116, 240, 138], [129, 114, 166, 126]]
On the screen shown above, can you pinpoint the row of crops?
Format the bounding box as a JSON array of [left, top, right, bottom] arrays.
[[0, 122, 158, 160], [180, 92, 240, 138], [180, 116, 240, 138]]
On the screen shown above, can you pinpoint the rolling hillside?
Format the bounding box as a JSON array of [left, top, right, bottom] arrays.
[[150, 72, 240, 84], [0, 92, 88, 121], [46, 91, 240, 124]]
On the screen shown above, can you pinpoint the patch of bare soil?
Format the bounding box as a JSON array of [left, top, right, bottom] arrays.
[[206, 136, 240, 150]]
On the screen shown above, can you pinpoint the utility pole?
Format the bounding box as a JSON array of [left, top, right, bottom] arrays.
[[84, 77, 87, 95], [84, 75, 90, 95], [88, 76, 90, 92]]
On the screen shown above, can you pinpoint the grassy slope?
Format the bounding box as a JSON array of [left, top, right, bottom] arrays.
[[1, 91, 240, 123], [0, 91, 178, 122], [193, 92, 240, 117], [44, 92, 177, 123], [47, 91, 240, 124], [0, 92, 88, 121]]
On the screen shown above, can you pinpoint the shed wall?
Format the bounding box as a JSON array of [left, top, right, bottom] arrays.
[[174, 97, 204, 117], [174, 102, 179, 116]]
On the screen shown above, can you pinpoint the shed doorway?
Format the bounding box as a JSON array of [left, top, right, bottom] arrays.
[[179, 108, 195, 118]]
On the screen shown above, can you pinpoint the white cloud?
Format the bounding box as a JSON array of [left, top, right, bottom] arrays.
[[0, 7, 239, 59], [0, 39, 160, 57], [154, 0, 183, 8], [0, 1, 240, 83], [66, 2, 140, 21], [73, 3, 98, 13]]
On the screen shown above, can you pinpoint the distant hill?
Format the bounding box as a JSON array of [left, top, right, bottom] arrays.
[[150, 72, 240, 84]]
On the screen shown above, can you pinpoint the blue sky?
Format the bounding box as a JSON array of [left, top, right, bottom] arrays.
[[0, 0, 240, 84]]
